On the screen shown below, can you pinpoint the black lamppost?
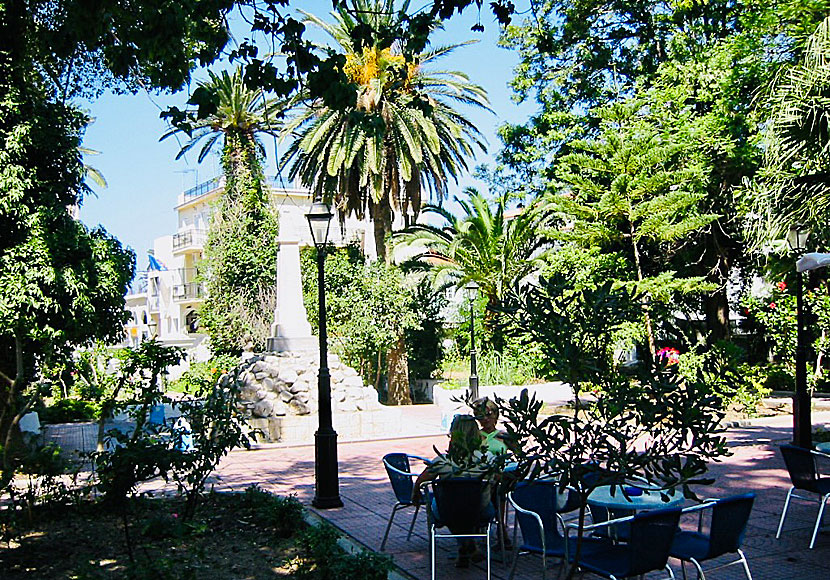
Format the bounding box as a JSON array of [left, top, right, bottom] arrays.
[[788, 224, 811, 448], [306, 200, 343, 509], [464, 281, 480, 400]]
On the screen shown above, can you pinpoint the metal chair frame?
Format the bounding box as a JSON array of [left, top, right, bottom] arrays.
[[427, 478, 492, 580], [566, 510, 679, 580], [672, 497, 753, 580], [380, 453, 429, 551], [776, 445, 830, 549], [507, 487, 572, 580]]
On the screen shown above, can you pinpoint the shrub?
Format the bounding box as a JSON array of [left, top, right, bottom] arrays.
[[38, 398, 98, 423], [241, 485, 305, 537], [168, 354, 239, 394], [294, 522, 392, 580]]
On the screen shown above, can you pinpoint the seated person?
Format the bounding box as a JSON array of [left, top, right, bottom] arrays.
[[473, 397, 518, 456], [473, 397, 519, 549], [412, 414, 495, 568]]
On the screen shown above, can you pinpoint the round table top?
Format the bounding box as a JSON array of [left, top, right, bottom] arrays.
[[816, 442, 830, 453], [588, 485, 684, 511]]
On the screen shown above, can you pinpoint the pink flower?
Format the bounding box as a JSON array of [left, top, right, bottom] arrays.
[[777, 281, 787, 291], [770, 302, 776, 309], [172, 513, 178, 519], [656, 347, 681, 365]]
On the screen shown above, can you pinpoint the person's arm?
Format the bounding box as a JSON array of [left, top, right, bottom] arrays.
[[496, 430, 521, 454], [411, 467, 437, 503]]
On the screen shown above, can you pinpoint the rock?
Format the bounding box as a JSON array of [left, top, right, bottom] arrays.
[[339, 400, 358, 412], [253, 399, 274, 417], [279, 367, 298, 384], [262, 377, 275, 390], [272, 400, 288, 416], [289, 400, 311, 415], [255, 371, 268, 380], [342, 375, 364, 388], [280, 390, 293, 402], [265, 355, 280, 365], [251, 361, 265, 373]]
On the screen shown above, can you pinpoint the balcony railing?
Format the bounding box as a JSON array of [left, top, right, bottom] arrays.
[[126, 273, 148, 296], [148, 295, 160, 312], [172, 282, 204, 302], [172, 229, 207, 252], [182, 177, 223, 202]]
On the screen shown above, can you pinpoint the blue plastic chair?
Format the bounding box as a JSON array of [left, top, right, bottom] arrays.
[[567, 506, 682, 580], [380, 453, 428, 551], [670, 493, 755, 580], [429, 478, 493, 580], [507, 480, 576, 580], [776, 444, 830, 549]]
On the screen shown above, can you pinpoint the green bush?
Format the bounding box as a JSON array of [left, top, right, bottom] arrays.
[[168, 355, 239, 394], [295, 522, 392, 580], [39, 398, 98, 423], [677, 341, 770, 416], [242, 485, 305, 537]]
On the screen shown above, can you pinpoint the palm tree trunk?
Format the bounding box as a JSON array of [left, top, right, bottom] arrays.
[[386, 335, 412, 405], [372, 196, 393, 263]]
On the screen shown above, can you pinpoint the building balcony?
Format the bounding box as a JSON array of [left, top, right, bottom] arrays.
[[148, 295, 160, 312], [172, 229, 207, 254], [172, 282, 204, 303]]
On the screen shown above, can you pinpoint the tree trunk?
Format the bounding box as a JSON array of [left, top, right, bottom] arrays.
[[703, 286, 731, 343], [386, 335, 412, 405], [372, 196, 393, 263], [630, 230, 656, 358]]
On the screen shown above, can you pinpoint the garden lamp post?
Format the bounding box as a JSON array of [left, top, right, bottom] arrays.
[[306, 200, 343, 509], [464, 281, 480, 400], [788, 224, 811, 448]]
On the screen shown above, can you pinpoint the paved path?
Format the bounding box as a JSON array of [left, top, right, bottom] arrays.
[[207, 405, 830, 579]]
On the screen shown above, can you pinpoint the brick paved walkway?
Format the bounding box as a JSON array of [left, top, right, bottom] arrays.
[[206, 406, 830, 579]]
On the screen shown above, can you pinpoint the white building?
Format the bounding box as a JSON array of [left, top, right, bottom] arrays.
[[121, 176, 376, 359]]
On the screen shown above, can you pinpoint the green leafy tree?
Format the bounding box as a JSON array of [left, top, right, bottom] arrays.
[[495, 274, 728, 579], [497, 0, 822, 341], [0, 66, 135, 489], [164, 68, 282, 356], [300, 245, 421, 404], [394, 188, 548, 351], [548, 101, 717, 355], [282, 0, 489, 262]]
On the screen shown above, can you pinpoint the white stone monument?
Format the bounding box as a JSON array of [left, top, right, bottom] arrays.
[[266, 207, 317, 352]]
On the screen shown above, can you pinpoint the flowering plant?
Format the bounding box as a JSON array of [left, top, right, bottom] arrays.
[[656, 347, 680, 365]]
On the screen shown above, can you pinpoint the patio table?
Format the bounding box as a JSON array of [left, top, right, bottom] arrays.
[[586, 485, 684, 541], [588, 485, 684, 512]]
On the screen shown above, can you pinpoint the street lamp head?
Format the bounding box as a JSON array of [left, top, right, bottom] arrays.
[[787, 224, 810, 254], [147, 318, 158, 338], [463, 280, 480, 301], [306, 200, 334, 249]]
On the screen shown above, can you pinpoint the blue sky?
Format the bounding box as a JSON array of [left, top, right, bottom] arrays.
[[78, 3, 536, 267]]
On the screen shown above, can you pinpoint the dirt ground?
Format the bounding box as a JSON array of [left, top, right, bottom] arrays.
[[0, 492, 301, 579]]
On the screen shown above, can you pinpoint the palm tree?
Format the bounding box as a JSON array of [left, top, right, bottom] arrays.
[[162, 67, 284, 197], [162, 66, 283, 355], [281, 0, 490, 262], [748, 16, 830, 246], [393, 188, 549, 350]]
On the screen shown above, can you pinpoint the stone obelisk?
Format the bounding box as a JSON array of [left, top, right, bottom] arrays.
[[266, 207, 317, 352]]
